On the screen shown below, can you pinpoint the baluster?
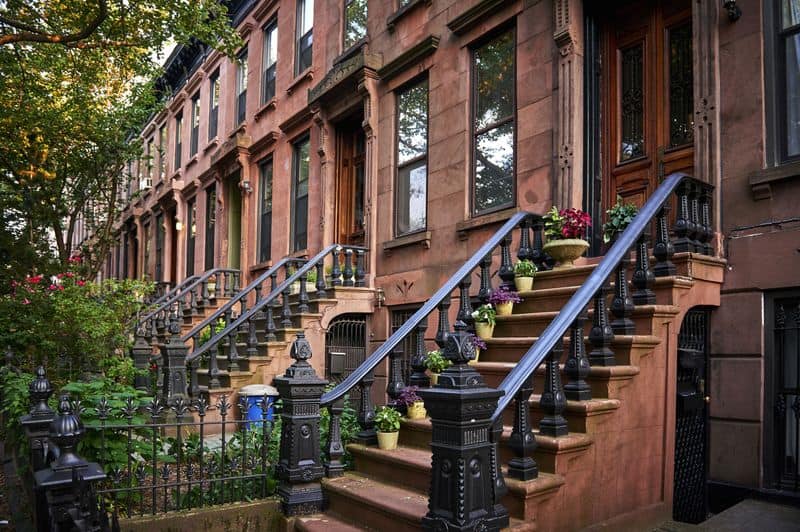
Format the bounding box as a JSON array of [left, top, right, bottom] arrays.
[[456, 277, 474, 329], [315, 261, 327, 298], [531, 218, 554, 271], [539, 338, 568, 437], [227, 319, 240, 372], [588, 281, 616, 366], [688, 181, 701, 252], [298, 271, 310, 313], [189, 359, 199, 397], [269, 270, 279, 304], [653, 203, 677, 277], [201, 279, 210, 306], [149, 316, 158, 343], [281, 264, 293, 328], [564, 311, 591, 401], [517, 217, 532, 261], [699, 184, 713, 255], [477, 253, 493, 305], [673, 180, 693, 253], [435, 299, 451, 349], [331, 247, 342, 286], [232, 271, 241, 294], [610, 246, 635, 335], [355, 250, 366, 287], [409, 318, 431, 388], [632, 228, 656, 305], [498, 233, 515, 291], [387, 325, 406, 404], [325, 399, 346, 478], [264, 302, 277, 342], [507, 375, 538, 480], [246, 317, 258, 357], [189, 287, 199, 316], [343, 249, 354, 287], [355, 371, 376, 445], [208, 343, 221, 389]]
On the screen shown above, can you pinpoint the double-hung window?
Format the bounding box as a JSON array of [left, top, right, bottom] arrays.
[[236, 50, 248, 126], [262, 21, 278, 104], [209, 72, 220, 140], [146, 137, 155, 186], [344, 0, 367, 50], [472, 29, 515, 215], [190, 93, 200, 156], [174, 112, 183, 170], [292, 136, 310, 251], [158, 124, 167, 180], [258, 159, 273, 263], [296, 0, 313, 74], [770, 1, 800, 162], [396, 79, 428, 235]]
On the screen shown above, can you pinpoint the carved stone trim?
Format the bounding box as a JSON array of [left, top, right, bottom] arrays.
[[278, 106, 313, 135], [377, 35, 440, 82]]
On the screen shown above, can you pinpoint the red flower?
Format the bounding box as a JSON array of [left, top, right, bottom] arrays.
[[65, 272, 74, 278], [48, 284, 57, 291], [56, 273, 64, 279], [27, 275, 42, 284], [76, 280, 85, 287], [22, 298, 30, 305]]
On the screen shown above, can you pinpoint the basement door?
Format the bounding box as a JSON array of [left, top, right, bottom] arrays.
[[325, 314, 367, 410], [673, 309, 710, 524]]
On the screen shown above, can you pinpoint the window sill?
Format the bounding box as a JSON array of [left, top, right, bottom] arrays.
[[335, 38, 368, 65], [254, 98, 277, 122], [249, 260, 273, 274], [228, 123, 247, 139], [203, 138, 219, 153], [387, 0, 431, 32], [383, 230, 432, 254], [455, 206, 519, 240], [186, 155, 198, 168], [286, 69, 313, 95], [749, 159, 800, 200], [170, 169, 182, 180]]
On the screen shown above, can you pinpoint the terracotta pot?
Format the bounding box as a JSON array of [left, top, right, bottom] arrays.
[[543, 239, 590, 269], [429, 372, 439, 386], [406, 401, 427, 420], [496, 302, 513, 316], [377, 431, 399, 450], [514, 276, 534, 292], [475, 321, 495, 339]]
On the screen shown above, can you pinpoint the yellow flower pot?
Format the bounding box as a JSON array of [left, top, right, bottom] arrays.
[[496, 302, 513, 316], [429, 372, 439, 386], [514, 276, 534, 292], [377, 431, 399, 450], [406, 401, 427, 420], [468, 347, 480, 366], [475, 321, 495, 340]]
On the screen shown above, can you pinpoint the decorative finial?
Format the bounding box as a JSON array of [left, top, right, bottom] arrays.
[[29, 365, 54, 418], [443, 320, 476, 366], [290, 332, 312, 363]]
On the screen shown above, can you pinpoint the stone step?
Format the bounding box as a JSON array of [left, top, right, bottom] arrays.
[[293, 513, 368, 532], [482, 334, 660, 367]]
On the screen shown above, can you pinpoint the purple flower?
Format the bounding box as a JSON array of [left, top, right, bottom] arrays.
[[469, 334, 487, 351], [488, 286, 522, 305]]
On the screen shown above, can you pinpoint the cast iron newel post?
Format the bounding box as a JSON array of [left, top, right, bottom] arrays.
[[21, 366, 55, 473], [419, 321, 509, 532], [160, 314, 189, 405], [131, 326, 153, 392], [274, 332, 327, 516]]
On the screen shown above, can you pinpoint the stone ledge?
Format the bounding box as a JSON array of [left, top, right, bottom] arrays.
[[382, 230, 431, 253], [748, 159, 800, 200], [455, 206, 519, 240]]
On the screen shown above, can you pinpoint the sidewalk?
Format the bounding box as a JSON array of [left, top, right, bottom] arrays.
[[655, 499, 800, 532]]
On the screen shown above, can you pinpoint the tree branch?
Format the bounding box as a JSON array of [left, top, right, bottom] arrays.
[[0, 0, 108, 47]]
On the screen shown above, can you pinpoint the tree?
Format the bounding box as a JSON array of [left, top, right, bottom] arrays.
[[0, 0, 242, 287]]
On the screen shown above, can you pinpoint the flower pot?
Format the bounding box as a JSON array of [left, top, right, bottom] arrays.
[[377, 430, 399, 450], [496, 302, 513, 316], [543, 239, 590, 269], [429, 372, 439, 386], [206, 281, 217, 298], [514, 276, 534, 292], [306, 282, 316, 293], [475, 321, 495, 339], [406, 401, 427, 420], [468, 347, 480, 366]]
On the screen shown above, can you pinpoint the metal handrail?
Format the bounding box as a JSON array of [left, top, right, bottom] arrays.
[[181, 256, 304, 342], [320, 212, 540, 407], [490, 171, 691, 421], [185, 244, 368, 364], [138, 269, 236, 325], [145, 276, 197, 308]]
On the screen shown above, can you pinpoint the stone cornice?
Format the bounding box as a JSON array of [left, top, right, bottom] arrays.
[[252, 0, 279, 23], [378, 35, 439, 82], [249, 130, 280, 157], [447, 0, 507, 36], [307, 50, 381, 105], [278, 106, 313, 135]]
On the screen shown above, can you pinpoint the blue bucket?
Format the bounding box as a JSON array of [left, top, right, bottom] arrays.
[[238, 384, 278, 429]]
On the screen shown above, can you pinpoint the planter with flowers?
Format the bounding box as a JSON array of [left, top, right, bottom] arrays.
[[542, 206, 592, 269], [424, 350, 452, 385], [514, 259, 537, 292], [468, 333, 488, 366], [397, 386, 426, 419], [472, 304, 497, 339], [374, 406, 402, 450], [489, 286, 521, 316], [602, 195, 639, 245]]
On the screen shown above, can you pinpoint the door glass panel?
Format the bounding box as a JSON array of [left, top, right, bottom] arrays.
[[669, 23, 694, 148], [783, 0, 800, 29], [620, 43, 645, 161], [786, 33, 800, 157], [774, 299, 800, 490]]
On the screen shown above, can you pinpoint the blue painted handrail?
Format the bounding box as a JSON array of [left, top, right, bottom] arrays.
[[138, 268, 236, 326]]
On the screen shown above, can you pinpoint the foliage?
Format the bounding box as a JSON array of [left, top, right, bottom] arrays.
[[471, 304, 497, 326], [514, 259, 537, 277], [305, 267, 317, 284], [373, 406, 402, 433], [603, 196, 639, 243], [543, 206, 592, 240], [396, 386, 422, 407], [489, 286, 521, 305], [0, 368, 36, 456], [424, 350, 452, 374], [469, 333, 488, 352], [199, 318, 226, 345]]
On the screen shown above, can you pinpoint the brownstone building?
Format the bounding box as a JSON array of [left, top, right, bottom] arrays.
[[103, 0, 800, 527]]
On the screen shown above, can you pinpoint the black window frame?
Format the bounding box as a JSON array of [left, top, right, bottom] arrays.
[[262, 20, 278, 105], [295, 0, 313, 75], [158, 123, 167, 181], [258, 157, 274, 263], [291, 134, 310, 252], [395, 76, 429, 237], [174, 112, 183, 170], [208, 71, 220, 140], [186, 198, 196, 277], [236, 49, 248, 126], [765, 1, 800, 165], [470, 25, 517, 217], [190, 92, 200, 157], [204, 186, 216, 271]]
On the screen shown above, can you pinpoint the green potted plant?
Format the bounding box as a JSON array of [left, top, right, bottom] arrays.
[[489, 286, 521, 316], [397, 386, 426, 420], [471, 304, 497, 339], [305, 267, 317, 293], [199, 318, 226, 345], [542, 206, 592, 269], [374, 405, 402, 450], [424, 350, 451, 385], [514, 259, 537, 291], [602, 195, 639, 244]]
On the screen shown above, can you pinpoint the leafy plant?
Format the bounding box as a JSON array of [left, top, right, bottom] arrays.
[[543, 206, 592, 240], [471, 304, 497, 326], [396, 386, 422, 407], [198, 318, 226, 345], [305, 267, 317, 284], [373, 406, 402, 433], [603, 196, 639, 243], [0, 368, 36, 457], [489, 286, 521, 305], [424, 350, 452, 373], [514, 259, 537, 277]]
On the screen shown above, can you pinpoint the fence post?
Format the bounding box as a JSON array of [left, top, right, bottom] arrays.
[[131, 326, 153, 392], [160, 313, 189, 405], [274, 332, 328, 516], [419, 321, 509, 531], [20, 366, 55, 472]]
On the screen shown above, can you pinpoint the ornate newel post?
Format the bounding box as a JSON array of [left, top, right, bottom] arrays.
[[419, 321, 509, 532], [274, 332, 327, 516], [131, 327, 153, 392], [159, 315, 189, 405], [20, 366, 54, 472]]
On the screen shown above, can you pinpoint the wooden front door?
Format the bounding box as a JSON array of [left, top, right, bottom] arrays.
[[601, 0, 694, 209], [335, 115, 366, 246]]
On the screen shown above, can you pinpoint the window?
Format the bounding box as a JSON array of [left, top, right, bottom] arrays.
[[205, 186, 216, 270], [292, 136, 310, 251], [396, 79, 428, 235], [262, 21, 278, 104], [209, 72, 220, 140], [143, 221, 151, 280], [147, 137, 155, 184], [472, 29, 515, 215], [158, 124, 167, 179], [174, 112, 183, 169], [344, 0, 367, 50], [296, 0, 313, 74], [186, 199, 196, 277], [770, 1, 800, 162], [258, 159, 273, 262], [155, 213, 164, 282], [190, 93, 200, 156], [236, 50, 248, 125]]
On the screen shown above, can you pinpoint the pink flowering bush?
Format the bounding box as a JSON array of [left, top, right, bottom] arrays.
[[543, 206, 592, 240]]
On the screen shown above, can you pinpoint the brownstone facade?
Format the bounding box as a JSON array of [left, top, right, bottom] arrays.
[[104, 0, 800, 507]]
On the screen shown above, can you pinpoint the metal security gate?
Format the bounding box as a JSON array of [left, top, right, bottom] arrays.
[[673, 309, 710, 523], [326, 314, 367, 409]]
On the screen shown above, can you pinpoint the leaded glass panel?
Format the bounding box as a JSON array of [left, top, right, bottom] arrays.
[[669, 23, 694, 148], [620, 43, 644, 161]]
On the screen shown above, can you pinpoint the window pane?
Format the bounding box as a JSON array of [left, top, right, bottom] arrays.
[[398, 81, 428, 164], [265, 24, 278, 66], [782, 0, 800, 29], [474, 122, 514, 213], [669, 23, 694, 148], [620, 43, 645, 161], [475, 31, 514, 131], [300, 0, 314, 34], [259, 161, 273, 263], [397, 160, 427, 234], [293, 138, 310, 251], [296, 139, 310, 196], [298, 31, 313, 72], [786, 33, 800, 157], [344, 0, 367, 49]]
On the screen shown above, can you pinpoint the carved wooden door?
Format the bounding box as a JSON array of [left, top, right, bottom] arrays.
[[602, 0, 694, 209], [335, 115, 366, 246]]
